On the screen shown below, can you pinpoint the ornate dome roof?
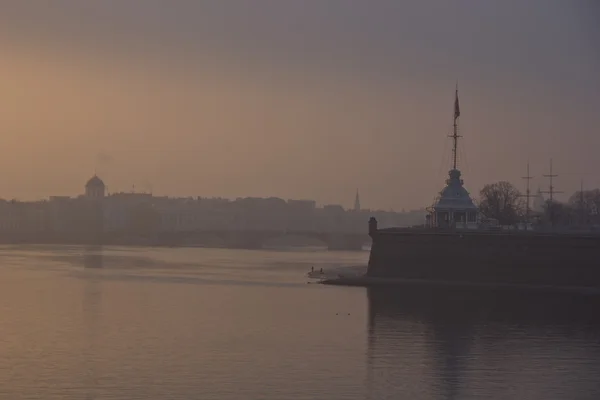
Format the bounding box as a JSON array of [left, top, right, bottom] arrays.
[[433, 169, 477, 210], [85, 175, 105, 188]]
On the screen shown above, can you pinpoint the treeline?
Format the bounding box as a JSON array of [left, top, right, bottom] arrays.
[[478, 181, 600, 227]]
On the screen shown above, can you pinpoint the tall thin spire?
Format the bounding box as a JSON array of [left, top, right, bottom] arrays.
[[354, 189, 361, 211], [449, 83, 462, 170]]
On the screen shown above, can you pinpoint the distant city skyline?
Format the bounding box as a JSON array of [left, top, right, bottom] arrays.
[[5, 173, 405, 212], [1, 1, 598, 209], [2, 165, 591, 212], [0, 173, 427, 245]]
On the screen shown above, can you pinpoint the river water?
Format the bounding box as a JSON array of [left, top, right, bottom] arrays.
[[1, 245, 599, 399]]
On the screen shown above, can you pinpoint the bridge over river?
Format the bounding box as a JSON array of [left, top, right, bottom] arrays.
[[154, 229, 371, 251]]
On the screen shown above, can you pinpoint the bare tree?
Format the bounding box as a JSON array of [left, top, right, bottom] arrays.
[[479, 181, 524, 225], [568, 189, 600, 225]]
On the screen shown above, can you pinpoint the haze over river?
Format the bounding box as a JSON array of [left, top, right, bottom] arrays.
[[1, 245, 599, 399]]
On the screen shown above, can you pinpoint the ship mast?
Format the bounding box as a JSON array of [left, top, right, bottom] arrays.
[[579, 179, 585, 226], [449, 83, 461, 170], [541, 158, 563, 227], [520, 162, 533, 225]]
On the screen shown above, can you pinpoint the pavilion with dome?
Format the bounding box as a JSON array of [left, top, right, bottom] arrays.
[[427, 169, 479, 229]]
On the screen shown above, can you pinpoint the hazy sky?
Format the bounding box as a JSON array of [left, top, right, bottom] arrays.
[[1, 1, 599, 210]]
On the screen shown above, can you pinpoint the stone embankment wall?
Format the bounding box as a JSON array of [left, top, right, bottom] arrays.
[[367, 229, 600, 288]]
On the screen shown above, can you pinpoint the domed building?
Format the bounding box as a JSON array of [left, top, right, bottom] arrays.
[[85, 174, 106, 199], [428, 169, 478, 229]]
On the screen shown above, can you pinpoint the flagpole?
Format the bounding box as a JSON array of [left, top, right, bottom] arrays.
[[451, 83, 461, 170]]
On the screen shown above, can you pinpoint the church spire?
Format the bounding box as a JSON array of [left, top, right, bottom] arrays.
[[354, 189, 361, 211]]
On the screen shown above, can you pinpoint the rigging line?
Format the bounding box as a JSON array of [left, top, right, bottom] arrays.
[[460, 137, 470, 177]]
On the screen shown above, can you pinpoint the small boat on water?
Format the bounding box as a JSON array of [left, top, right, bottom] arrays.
[[307, 269, 326, 279], [307, 266, 367, 281]]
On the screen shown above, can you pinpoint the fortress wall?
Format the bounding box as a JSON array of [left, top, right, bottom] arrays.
[[367, 231, 600, 287]]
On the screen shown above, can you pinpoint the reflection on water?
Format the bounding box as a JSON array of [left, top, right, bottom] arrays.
[[83, 245, 104, 269], [0, 245, 372, 400], [3, 245, 600, 399], [366, 287, 600, 400], [81, 253, 103, 400]]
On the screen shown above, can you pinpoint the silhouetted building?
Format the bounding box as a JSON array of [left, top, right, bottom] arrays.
[[85, 175, 106, 199], [430, 169, 478, 228], [0, 174, 426, 240]]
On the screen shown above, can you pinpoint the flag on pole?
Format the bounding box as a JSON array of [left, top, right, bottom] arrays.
[[454, 89, 460, 120]]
